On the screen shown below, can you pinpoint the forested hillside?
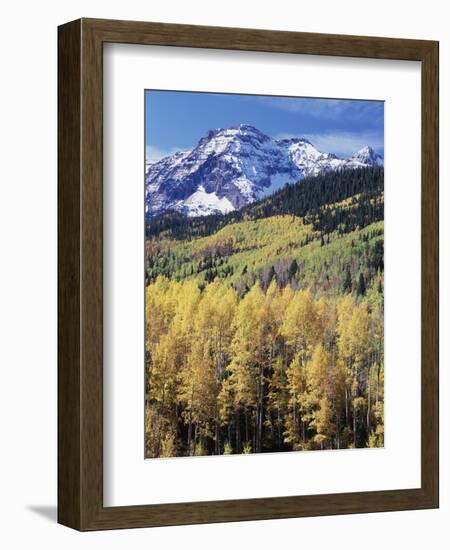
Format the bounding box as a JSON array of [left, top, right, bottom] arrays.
[[145, 166, 384, 458], [146, 166, 383, 240]]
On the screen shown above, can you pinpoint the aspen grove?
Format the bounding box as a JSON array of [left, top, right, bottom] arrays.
[[145, 167, 384, 457]]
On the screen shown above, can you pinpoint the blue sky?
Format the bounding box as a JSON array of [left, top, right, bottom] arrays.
[[145, 90, 384, 161]]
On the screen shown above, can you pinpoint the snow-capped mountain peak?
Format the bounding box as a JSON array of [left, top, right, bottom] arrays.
[[146, 126, 383, 218], [348, 145, 384, 167]]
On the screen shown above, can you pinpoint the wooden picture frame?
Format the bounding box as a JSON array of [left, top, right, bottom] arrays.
[[58, 18, 439, 531]]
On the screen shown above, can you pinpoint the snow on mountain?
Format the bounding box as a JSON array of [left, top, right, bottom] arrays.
[[173, 185, 234, 218], [278, 138, 346, 178], [347, 145, 384, 167], [145, 124, 383, 218]]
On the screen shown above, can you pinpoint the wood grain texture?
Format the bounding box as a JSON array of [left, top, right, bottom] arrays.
[[58, 18, 439, 531], [420, 41, 439, 506], [57, 19, 82, 530]]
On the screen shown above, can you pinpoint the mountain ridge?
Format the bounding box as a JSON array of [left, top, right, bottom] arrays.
[[145, 124, 383, 218]]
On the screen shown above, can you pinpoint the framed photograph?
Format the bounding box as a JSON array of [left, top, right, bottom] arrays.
[[58, 18, 439, 530]]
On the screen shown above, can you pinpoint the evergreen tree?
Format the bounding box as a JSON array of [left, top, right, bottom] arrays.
[[288, 259, 298, 280], [342, 267, 352, 294], [267, 265, 277, 287], [357, 272, 366, 296]]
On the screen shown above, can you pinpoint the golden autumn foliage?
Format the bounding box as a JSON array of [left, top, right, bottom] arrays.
[[145, 275, 384, 457]]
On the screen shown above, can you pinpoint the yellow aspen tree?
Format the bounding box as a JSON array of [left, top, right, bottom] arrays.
[[285, 353, 307, 450], [227, 282, 265, 451]]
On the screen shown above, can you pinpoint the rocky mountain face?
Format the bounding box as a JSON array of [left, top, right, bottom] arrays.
[[145, 124, 383, 218]]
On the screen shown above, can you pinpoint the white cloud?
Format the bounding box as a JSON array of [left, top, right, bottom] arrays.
[[145, 145, 183, 163], [259, 96, 383, 122]]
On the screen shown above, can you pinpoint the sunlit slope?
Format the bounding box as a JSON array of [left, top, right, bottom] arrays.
[[146, 211, 383, 298]]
